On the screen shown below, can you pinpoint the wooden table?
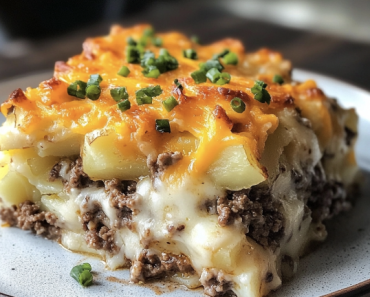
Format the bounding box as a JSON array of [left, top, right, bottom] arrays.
[[0, 1, 369, 92]]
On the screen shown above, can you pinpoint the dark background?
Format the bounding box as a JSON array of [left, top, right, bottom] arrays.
[[0, 0, 369, 91]]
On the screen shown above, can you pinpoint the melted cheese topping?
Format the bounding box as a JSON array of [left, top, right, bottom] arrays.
[[0, 25, 359, 297]]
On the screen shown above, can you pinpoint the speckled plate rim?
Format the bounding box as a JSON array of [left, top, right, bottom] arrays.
[[322, 278, 370, 297], [0, 69, 369, 297]]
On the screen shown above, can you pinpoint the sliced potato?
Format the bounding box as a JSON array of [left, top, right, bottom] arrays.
[[0, 170, 41, 206], [9, 148, 63, 195], [82, 129, 149, 180], [208, 145, 266, 191], [41, 194, 81, 231], [36, 133, 83, 157]]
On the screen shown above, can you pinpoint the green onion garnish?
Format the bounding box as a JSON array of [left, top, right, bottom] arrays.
[[136, 85, 163, 105], [138, 36, 148, 47], [206, 68, 221, 83], [126, 45, 141, 64], [230, 97, 246, 113], [87, 74, 102, 87], [159, 48, 178, 71], [70, 263, 93, 287], [143, 66, 161, 78], [118, 99, 131, 111], [191, 70, 207, 84], [206, 68, 231, 85], [155, 119, 171, 133], [136, 94, 152, 105], [86, 84, 101, 100], [140, 49, 178, 78], [183, 49, 198, 60], [162, 96, 179, 112], [143, 27, 155, 37], [67, 80, 87, 99], [200, 59, 224, 72], [152, 37, 163, 47], [110, 87, 128, 102], [117, 66, 130, 77], [251, 80, 271, 104], [191, 35, 200, 44], [213, 49, 230, 60], [216, 72, 231, 85], [273, 74, 284, 85], [223, 52, 238, 65], [127, 37, 137, 46], [174, 79, 183, 90]]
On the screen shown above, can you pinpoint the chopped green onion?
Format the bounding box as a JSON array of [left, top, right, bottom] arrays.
[[86, 85, 101, 100], [141, 51, 156, 67], [145, 85, 163, 97], [213, 49, 230, 60], [159, 48, 169, 56], [136, 85, 163, 105], [206, 68, 231, 85], [144, 27, 155, 37], [143, 67, 161, 78], [155, 119, 171, 133], [215, 72, 231, 85], [117, 66, 130, 77], [223, 52, 238, 65], [127, 37, 137, 46], [191, 35, 200, 44], [251, 80, 271, 104], [174, 79, 183, 90], [110, 87, 128, 102], [152, 37, 163, 47], [67, 80, 87, 99], [200, 59, 224, 72], [159, 49, 178, 71], [230, 97, 246, 113], [183, 49, 198, 60], [136, 94, 152, 105], [140, 49, 178, 77], [273, 74, 284, 85], [87, 74, 103, 87], [191, 70, 207, 84], [118, 99, 131, 111], [206, 68, 221, 83], [70, 263, 93, 287], [162, 96, 179, 112], [126, 45, 141, 64], [138, 36, 148, 47]]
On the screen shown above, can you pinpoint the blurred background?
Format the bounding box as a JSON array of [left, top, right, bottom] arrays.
[[0, 0, 369, 89]]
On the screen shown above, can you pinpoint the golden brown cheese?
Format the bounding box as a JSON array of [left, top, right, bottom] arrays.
[[0, 24, 360, 297], [1, 24, 340, 185]]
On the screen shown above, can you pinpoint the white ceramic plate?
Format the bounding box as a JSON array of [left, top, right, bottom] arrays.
[[0, 70, 369, 297]]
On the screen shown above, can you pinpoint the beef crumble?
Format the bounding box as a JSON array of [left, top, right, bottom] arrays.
[[293, 164, 351, 223], [307, 165, 350, 222], [81, 200, 119, 254], [49, 157, 103, 190], [130, 249, 194, 282], [0, 205, 17, 226], [105, 178, 138, 229], [200, 268, 236, 297], [0, 200, 60, 240], [217, 187, 284, 251], [147, 151, 182, 176]]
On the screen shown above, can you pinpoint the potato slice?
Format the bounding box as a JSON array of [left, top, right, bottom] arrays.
[[41, 194, 81, 231], [208, 145, 266, 191], [0, 170, 41, 206], [82, 129, 149, 180]]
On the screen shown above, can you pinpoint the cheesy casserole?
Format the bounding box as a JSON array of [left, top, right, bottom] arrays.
[[0, 24, 359, 296]]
